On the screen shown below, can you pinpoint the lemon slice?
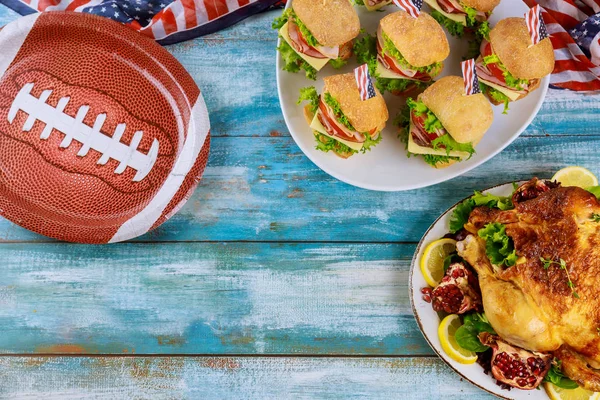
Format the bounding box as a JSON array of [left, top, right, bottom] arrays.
[[420, 238, 457, 287], [544, 383, 600, 400], [438, 314, 478, 364], [552, 167, 598, 188]]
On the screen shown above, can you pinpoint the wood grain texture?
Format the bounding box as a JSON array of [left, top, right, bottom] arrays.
[[0, 242, 428, 355], [0, 356, 496, 399], [0, 135, 598, 243]]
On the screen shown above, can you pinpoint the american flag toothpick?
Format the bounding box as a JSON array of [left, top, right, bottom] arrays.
[[525, 5, 549, 45], [461, 59, 481, 96], [354, 64, 377, 101], [392, 0, 422, 19]]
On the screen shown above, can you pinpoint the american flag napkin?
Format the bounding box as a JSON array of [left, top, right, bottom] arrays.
[[526, 0, 600, 91], [0, 0, 282, 45]]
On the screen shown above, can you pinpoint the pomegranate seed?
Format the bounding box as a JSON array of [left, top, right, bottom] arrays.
[[421, 287, 432, 295], [422, 295, 432, 303]]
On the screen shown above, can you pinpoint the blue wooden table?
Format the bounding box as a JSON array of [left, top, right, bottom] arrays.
[[0, 6, 599, 399]]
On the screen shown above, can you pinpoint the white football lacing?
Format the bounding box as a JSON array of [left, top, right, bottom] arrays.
[[8, 83, 159, 182]]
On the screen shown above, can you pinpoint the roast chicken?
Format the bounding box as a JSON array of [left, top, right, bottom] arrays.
[[456, 179, 600, 391]]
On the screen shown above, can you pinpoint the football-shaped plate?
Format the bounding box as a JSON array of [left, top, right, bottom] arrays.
[[0, 12, 210, 244], [410, 181, 552, 400], [276, 2, 549, 191]]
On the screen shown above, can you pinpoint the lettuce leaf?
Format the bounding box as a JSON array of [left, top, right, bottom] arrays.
[[353, 34, 378, 75], [586, 186, 600, 199], [323, 93, 355, 131], [431, 134, 475, 159], [461, 3, 478, 26], [272, 8, 291, 30], [455, 313, 496, 352], [376, 78, 426, 95], [297, 86, 320, 115], [483, 55, 530, 90], [406, 98, 443, 133], [449, 191, 514, 233], [314, 132, 381, 156], [478, 223, 518, 267], [480, 82, 510, 114], [294, 13, 320, 47], [543, 360, 579, 390], [329, 57, 347, 69], [277, 40, 318, 80], [430, 10, 465, 37], [423, 154, 460, 167]]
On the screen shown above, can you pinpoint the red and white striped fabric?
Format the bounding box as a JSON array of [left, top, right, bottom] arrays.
[[526, 0, 600, 91], [392, 0, 422, 18], [0, 0, 282, 45]]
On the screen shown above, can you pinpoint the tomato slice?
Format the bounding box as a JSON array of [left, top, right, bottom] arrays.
[[482, 43, 506, 84], [411, 112, 440, 143]]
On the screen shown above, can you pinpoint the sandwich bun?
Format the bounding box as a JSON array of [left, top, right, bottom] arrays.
[[419, 76, 493, 144], [292, 0, 360, 47], [461, 0, 501, 13], [379, 11, 449, 68], [489, 17, 555, 80], [323, 73, 389, 133]]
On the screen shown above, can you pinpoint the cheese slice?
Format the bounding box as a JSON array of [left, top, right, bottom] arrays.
[[478, 77, 522, 101], [364, 0, 392, 11], [310, 111, 364, 151], [407, 121, 470, 158], [376, 61, 418, 81], [424, 0, 467, 25], [279, 22, 329, 71]]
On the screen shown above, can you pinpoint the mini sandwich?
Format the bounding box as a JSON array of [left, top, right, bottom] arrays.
[[476, 17, 554, 113], [354, 0, 392, 12], [398, 76, 493, 168], [354, 11, 449, 95], [298, 73, 389, 158], [273, 0, 360, 80], [425, 0, 500, 36]]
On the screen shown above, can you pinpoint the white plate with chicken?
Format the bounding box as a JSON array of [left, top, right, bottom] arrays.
[[410, 177, 600, 399], [275, 0, 553, 191]]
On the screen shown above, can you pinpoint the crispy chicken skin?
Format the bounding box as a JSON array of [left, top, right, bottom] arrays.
[[456, 180, 600, 391]]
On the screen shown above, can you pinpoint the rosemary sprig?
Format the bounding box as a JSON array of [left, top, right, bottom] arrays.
[[540, 257, 579, 299]]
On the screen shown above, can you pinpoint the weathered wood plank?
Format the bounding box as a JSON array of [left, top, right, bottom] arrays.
[[0, 356, 495, 399], [0, 242, 428, 355], [0, 135, 598, 243]]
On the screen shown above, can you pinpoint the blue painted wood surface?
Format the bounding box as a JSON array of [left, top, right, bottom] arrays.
[[0, 4, 597, 398]]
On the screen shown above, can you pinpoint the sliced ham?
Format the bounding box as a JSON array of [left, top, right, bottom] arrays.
[[367, 0, 388, 6], [317, 101, 366, 143], [477, 41, 529, 93], [316, 45, 339, 59], [436, 0, 487, 21], [287, 19, 339, 60], [410, 112, 445, 148]]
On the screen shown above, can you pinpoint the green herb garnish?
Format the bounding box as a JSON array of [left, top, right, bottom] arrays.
[[591, 213, 600, 222], [540, 257, 579, 298]]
